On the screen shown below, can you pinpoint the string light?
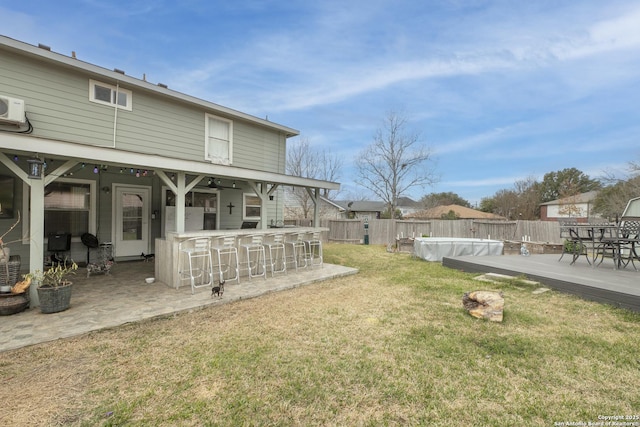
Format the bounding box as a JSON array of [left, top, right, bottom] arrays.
[[93, 165, 99, 174]]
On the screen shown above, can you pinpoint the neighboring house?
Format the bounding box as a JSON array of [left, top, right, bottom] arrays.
[[539, 191, 601, 222], [397, 197, 421, 217], [0, 36, 338, 280], [284, 194, 345, 221], [406, 204, 507, 220], [333, 200, 385, 220]]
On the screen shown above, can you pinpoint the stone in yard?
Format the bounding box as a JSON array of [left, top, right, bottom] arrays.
[[462, 291, 504, 322]]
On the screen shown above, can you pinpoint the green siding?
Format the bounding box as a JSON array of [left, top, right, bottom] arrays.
[[1, 50, 287, 174]]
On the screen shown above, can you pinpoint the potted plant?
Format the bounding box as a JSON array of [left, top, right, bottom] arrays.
[[34, 260, 78, 314]]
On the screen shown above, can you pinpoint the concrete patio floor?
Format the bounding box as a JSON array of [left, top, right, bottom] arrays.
[[0, 260, 359, 353]]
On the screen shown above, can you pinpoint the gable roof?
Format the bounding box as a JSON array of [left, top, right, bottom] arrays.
[[0, 35, 298, 137], [406, 204, 507, 220], [0, 35, 341, 192], [539, 191, 599, 206], [334, 200, 386, 212]]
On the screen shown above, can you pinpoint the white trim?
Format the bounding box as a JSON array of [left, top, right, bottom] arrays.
[[243, 193, 261, 220], [0, 134, 340, 190], [204, 113, 233, 165], [89, 79, 133, 111], [112, 184, 151, 257], [23, 177, 97, 245]]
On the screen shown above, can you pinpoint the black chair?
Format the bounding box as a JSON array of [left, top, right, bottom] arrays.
[[594, 220, 640, 269], [47, 232, 71, 265]]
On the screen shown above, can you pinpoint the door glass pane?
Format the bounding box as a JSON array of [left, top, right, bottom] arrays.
[[122, 192, 143, 241]]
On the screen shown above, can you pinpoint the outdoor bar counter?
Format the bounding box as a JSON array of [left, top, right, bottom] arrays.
[[155, 227, 327, 289]]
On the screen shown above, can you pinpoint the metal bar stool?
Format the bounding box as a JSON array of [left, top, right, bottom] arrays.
[[284, 232, 307, 271], [264, 233, 287, 277], [238, 234, 266, 280], [303, 231, 323, 268], [211, 235, 240, 284], [177, 237, 214, 294]]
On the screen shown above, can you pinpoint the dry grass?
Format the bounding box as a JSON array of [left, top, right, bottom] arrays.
[[1, 244, 639, 426]]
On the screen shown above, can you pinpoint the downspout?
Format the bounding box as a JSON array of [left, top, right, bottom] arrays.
[[112, 82, 119, 148]]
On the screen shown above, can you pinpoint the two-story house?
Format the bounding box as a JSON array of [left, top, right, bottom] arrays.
[[0, 35, 338, 303]]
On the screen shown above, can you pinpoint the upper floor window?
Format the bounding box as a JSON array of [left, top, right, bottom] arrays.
[[89, 79, 132, 111], [205, 114, 233, 165]]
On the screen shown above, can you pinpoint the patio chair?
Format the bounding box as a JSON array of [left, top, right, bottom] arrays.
[[263, 233, 287, 277], [238, 234, 266, 280], [303, 231, 323, 268], [558, 220, 585, 264], [211, 235, 240, 284], [284, 232, 308, 271], [177, 237, 214, 294], [595, 220, 640, 270]]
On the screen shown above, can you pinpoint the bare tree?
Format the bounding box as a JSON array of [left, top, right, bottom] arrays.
[[355, 111, 437, 218], [285, 137, 342, 219], [593, 161, 640, 219], [513, 176, 541, 220]]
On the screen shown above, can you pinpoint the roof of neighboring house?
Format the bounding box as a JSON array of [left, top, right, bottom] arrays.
[[334, 200, 386, 212], [397, 197, 420, 207], [406, 204, 507, 220], [320, 197, 346, 211], [334, 198, 419, 212], [540, 191, 599, 206]]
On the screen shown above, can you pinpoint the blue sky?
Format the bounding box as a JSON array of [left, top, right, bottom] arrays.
[[2, 1, 640, 205]]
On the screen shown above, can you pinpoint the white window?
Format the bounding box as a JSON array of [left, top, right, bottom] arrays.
[[44, 179, 96, 238], [243, 194, 261, 220], [89, 79, 132, 111], [205, 114, 233, 165]]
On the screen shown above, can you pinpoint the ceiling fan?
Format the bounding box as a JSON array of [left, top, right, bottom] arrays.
[[207, 178, 241, 190]]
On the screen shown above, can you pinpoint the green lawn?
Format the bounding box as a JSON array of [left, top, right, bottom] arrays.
[[2, 244, 639, 426]]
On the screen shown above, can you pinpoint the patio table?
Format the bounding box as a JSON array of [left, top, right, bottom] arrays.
[[559, 223, 617, 266]]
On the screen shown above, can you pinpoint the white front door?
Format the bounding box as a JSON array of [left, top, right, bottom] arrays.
[[114, 186, 151, 258]]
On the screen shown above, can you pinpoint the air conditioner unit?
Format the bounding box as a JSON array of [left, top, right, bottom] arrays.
[[0, 95, 26, 125]]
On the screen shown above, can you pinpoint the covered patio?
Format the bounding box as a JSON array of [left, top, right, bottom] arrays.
[[0, 259, 358, 353]]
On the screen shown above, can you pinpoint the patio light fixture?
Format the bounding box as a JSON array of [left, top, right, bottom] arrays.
[[27, 156, 44, 179]]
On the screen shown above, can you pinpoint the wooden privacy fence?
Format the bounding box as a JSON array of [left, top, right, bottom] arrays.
[[322, 219, 564, 245]]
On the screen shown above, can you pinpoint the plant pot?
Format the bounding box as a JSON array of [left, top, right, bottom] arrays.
[[37, 282, 73, 314], [0, 292, 29, 315]]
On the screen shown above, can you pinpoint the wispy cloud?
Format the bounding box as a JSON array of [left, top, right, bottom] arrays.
[[2, 0, 639, 203]]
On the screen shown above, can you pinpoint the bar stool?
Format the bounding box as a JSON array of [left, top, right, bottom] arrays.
[[211, 235, 240, 284], [238, 234, 266, 280], [303, 231, 323, 268], [177, 237, 214, 294], [264, 233, 287, 276], [284, 232, 307, 271]]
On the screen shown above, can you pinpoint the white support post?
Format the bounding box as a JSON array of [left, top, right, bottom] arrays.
[[28, 178, 45, 307]]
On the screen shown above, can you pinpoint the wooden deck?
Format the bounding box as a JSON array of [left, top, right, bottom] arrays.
[[442, 254, 640, 312]]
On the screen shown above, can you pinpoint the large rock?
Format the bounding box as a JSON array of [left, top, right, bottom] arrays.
[[462, 291, 504, 322]]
